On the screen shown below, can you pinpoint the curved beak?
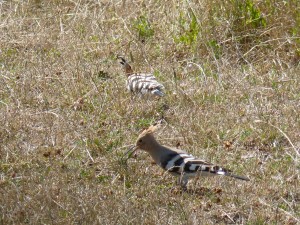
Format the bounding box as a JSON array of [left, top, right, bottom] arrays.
[[121, 145, 138, 161]]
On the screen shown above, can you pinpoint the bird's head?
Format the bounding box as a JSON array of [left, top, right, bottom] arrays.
[[135, 121, 163, 151], [117, 56, 133, 75], [135, 129, 156, 151], [123, 121, 163, 158]]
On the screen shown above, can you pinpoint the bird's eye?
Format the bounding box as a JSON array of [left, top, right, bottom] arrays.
[[139, 139, 143, 143]]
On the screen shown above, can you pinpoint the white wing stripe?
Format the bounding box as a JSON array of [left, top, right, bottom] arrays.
[[165, 154, 183, 170], [126, 73, 164, 97]]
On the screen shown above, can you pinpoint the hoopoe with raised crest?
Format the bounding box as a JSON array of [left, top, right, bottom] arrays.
[[126, 122, 249, 188], [117, 56, 165, 97]]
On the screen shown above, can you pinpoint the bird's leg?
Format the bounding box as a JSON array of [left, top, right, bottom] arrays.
[[178, 174, 189, 189], [129, 92, 136, 104]]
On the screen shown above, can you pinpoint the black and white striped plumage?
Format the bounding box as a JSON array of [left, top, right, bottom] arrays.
[[118, 56, 165, 97], [130, 124, 249, 187], [127, 73, 164, 97], [159, 151, 249, 186]]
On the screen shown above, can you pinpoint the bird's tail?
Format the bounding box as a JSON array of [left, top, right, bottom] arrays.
[[214, 166, 249, 181], [151, 89, 164, 97], [227, 173, 250, 181]]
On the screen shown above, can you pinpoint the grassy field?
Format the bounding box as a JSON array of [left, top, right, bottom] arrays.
[[0, 0, 299, 224]]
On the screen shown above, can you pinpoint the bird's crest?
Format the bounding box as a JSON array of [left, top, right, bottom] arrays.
[[117, 55, 133, 75], [140, 120, 164, 137], [117, 56, 126, 65]]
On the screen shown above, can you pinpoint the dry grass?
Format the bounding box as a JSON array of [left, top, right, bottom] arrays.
[[0, 0, 299, 224]]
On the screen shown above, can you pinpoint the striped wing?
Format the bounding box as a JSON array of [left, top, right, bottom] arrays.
[[161, 153, 227, 176], [126, 73, 164, 97], [160, 152, 249, 181]]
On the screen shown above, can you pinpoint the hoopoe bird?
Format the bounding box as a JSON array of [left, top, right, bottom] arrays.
[[126, 123, 249, 188], [117, 56, 165, 97]]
